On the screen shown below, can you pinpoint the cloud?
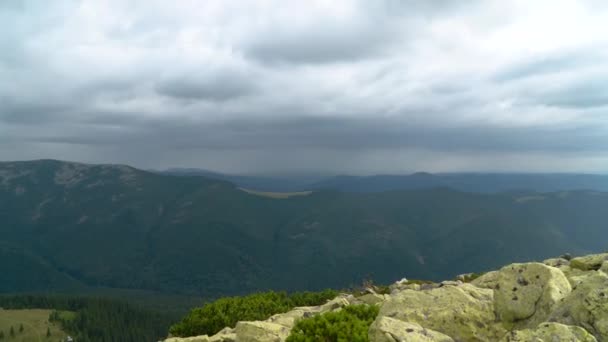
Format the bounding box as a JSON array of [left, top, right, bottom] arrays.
[[1, 0, 608, 173], [155, 68, 257, 101]]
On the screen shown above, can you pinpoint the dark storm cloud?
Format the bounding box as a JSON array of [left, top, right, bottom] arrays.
[[244, 25, 394, 64], [542, 79, 608, 109], [1, 1, 608, 173], [155, 72, 256, 101]]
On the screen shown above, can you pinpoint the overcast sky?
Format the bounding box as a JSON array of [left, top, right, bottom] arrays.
[[1, 0, 608, 174]]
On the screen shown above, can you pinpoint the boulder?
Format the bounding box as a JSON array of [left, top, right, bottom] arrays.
[[471, 270, 500, 289], [264, 294, 351, 329], [543, 257, 570, 268], [499, 322, 597, 341], [356, 293, 388, 306], [265, 309, 311, 329], [549, 271, 608, 340], [570, 253, 608, 271], [318, 294, 351, 312], [599, 261, 608, 274], [374, 283, 505, 341], [493, 262, 571, 327], [369, 317, 454, 342], [165, 337, 210, 342], [233, 321, 289, 342]]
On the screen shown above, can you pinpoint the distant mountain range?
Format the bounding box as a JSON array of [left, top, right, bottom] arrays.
[[2, 159, 608, 299], [159, 168, 608, 193]]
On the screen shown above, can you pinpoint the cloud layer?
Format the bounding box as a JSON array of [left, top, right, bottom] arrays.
[[1, 0, 608, 174]]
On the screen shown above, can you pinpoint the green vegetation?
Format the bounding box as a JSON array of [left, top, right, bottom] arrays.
[[170, 289, 338, 337], [0, 308, 67, 342], [0, 295, 176, 342], [287, 305, 379, 342], [1, 160, 608, 299]]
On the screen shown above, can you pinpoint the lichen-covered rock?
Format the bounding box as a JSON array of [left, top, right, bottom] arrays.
[[500, 322, 597, 342], [471, 270, 500, 289], [543, 257, 570, 268], [233, 321, 290, 342], [355, 293, 388, 306], [165, 337, 211, 342], [549, 271, 608, 340], [374, 283, 505, 341], [265, 309, 311, 329], [369, 317, 454, 342], [493, 262, 571, 327], [318, 294, 351, 312], [571, 253, 608, 271], [599, 261, 608, 274], [439, 280, 463, 287], [209, 327, 236, 342]]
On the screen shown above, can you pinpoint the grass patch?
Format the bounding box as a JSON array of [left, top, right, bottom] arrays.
[[0, 309, 69, 342], [238, 188, 313, 199]]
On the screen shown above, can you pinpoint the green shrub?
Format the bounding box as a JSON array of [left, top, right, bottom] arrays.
[[169, 289, 338, 337], [286, 305, 379, 342]]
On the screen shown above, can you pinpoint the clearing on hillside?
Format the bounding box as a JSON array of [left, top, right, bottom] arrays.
[[0, 309, 69, 342], [238, 187, 312, 199]]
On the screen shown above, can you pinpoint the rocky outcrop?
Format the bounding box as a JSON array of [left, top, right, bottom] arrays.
[[493, 262, 571, 327], [571, 254, 608, 271], [166, 253, 608, 342], [549, 271, 608, 340], [374, 283, 505, 341], [368, 317, 454, 342], [500, 322, 597, 341]]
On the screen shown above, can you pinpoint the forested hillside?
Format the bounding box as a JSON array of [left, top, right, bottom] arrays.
[[2, 160, 608, 298]]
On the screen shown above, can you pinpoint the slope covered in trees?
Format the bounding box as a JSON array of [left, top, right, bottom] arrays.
[[1, 160, 608, 299]]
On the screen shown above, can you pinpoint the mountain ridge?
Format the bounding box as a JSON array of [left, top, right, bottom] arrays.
[[1, 159, 608, 300]]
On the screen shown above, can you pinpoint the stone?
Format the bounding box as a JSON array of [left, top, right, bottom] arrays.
[[374, 283, 505, 341], [549, 271, 608, 340], [439, 280, 462, 287], [570, 253, 608, 271], [265, 309, 310, 329], [543, 257, 570, 268], [209, 327, 236, 342], [233, 321, 290, 342], [500, 322, 597, 342], [318, 295, 351, 312], [471, 270, 500, 289], [369, 317, 454, 342], [356, 293, 387, 306], [164, 337, 210, 342], [493, 262, 571, 327]]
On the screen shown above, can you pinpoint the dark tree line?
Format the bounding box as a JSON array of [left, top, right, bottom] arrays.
[[0, 295, 176, 342]]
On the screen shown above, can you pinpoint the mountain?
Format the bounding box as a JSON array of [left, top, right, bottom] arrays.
[[157, 168, 324, 192], [2, 160, 608, 299], [159, 168, 608, 193], [310, 172, 608, 193]]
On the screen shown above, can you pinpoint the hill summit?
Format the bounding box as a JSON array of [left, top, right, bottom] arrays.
[[166, 252, 608, 341]]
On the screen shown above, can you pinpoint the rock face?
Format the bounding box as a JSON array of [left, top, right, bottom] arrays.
[[374, 283, 505, 341], [368, 317, 454, 342], [499, 322, 597, 342], [166, 253, 608, 342], [493, 262, 571, 327], [549, 272, 608, 340]]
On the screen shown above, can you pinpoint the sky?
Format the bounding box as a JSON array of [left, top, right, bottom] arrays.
[[1, 0, 608, 175]]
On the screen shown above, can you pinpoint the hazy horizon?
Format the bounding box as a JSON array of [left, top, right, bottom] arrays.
[[2, 1, 608, 174]]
